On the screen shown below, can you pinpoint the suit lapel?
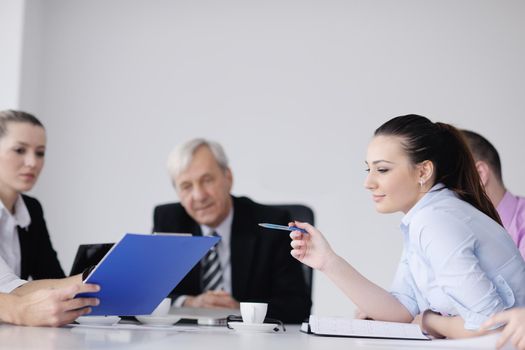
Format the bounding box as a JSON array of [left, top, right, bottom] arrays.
[[189, 219, 203, 237], [230, 197, 257, 298], [171, 207, 203, 237], [17, 226, 29, 280]]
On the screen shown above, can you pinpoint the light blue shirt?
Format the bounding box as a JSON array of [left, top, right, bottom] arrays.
[[390, 184, 525, 330]]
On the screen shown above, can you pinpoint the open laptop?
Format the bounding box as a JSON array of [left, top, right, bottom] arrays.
[[69, 243, 114, 276]]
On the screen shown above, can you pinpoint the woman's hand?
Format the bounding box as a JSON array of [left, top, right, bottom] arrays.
[[290, 221, 413, 324], [355, 308, 371, 320], [412, 313, 423, 328], [9, 283, 100, 327], [481, 308, 525, 350], [289, 221, 337, 271], [411, 310, 444, 338]]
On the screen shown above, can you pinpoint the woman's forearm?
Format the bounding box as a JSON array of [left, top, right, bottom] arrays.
[[322, 254, 413, 322], [290, 222, 412, 323], [0, 293, 20, 324], [423, 312, 492, 339], [11, 274, 83, 296]]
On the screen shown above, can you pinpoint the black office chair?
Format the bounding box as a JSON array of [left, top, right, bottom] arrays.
[[267, 204, 315, 298]]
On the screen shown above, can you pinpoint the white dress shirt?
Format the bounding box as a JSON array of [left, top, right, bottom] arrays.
[[199, 208, 233, 293], [390, 184, 525, 330], [0, 255, 26, 293], [0, 195, 31, 277]]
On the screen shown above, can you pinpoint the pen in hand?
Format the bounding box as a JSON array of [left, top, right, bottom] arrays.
[[258, 223, 308, 234]]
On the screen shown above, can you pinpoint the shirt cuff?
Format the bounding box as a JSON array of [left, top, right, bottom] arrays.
[[462, 312, 491, 331], [0, 278, 27, 293], [450, 297, 506, 330]]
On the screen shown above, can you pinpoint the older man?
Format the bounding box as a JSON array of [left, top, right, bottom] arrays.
[[153, 138, 311, 323]]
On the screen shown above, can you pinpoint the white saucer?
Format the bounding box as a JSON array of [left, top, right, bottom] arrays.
[[76, 316, 121, 326], [135, 315, 181, 327], [229, 322, 278, 332]]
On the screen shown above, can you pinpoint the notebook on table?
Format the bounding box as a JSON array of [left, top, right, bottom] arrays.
[[79, 233, 220, 316], [302, 315, 430, 341]]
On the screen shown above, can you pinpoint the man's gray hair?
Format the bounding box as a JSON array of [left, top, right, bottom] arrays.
[[167, 138, 229, 179]]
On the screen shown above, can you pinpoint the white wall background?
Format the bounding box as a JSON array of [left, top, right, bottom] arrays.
[[0, 0, 25, 109], [8, 0, 525, 316]]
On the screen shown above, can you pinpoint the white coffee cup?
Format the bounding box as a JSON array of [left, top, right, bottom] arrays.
[[240, 302, 268, 324], [151, 298, 171, 316]]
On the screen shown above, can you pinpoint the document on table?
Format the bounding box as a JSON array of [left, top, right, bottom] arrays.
[[80, 233, 220, 316], [306, 315, 430, 340]]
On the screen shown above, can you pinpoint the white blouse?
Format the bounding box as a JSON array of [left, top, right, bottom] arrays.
[[0, 195, 31, 278]]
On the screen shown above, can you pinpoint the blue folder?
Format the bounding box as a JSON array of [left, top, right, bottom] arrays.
[[79, 233, 220, 316]]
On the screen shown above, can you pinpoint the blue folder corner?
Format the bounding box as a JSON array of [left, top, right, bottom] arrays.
[[79, 233, 219, 316]]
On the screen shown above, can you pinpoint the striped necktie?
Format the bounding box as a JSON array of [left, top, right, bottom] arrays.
[[202, 231, 223, 291]]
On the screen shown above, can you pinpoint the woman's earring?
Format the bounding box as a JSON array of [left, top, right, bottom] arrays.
[[419, 179, 424, 188]]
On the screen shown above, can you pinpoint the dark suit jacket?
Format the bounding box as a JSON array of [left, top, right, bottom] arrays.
[[153, 196, 312, 323], [17, 195, 65, 280]]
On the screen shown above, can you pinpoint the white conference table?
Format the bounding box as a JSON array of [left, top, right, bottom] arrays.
[[0, 322, 513, 350]]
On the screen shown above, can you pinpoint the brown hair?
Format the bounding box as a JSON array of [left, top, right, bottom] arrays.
[[462, 129, 503, 184], [0, 110, 44, 139], [375, 114, 502, 225]]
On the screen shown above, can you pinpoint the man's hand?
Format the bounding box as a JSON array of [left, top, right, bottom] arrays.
[[184, 290, 240, 309]]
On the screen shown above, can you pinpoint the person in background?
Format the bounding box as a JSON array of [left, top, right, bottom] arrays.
[[0, 109, 99, 327], [462, 129, 525, 350], [290, 114, 525, 338], [462, 129, 525, 258], [0, 110, 65, 281], [153, 138, 311, 323]]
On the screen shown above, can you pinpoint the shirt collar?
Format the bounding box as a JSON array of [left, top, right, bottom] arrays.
[[497, 191, 518, 228], [401, 183, 448, 227], [0, 195, 31, 229], [200, 207, 234, 238]]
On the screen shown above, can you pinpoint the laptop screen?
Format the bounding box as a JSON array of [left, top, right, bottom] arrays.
[[69, 243, 114, 276]]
